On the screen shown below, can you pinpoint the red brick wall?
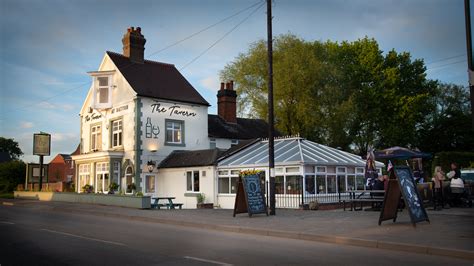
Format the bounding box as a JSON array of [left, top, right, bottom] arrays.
[[48, 155, 75, 183]]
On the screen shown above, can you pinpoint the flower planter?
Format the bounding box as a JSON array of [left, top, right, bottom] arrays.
[[197, 203, 213, 209]]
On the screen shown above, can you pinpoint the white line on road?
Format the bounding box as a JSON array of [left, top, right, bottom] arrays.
[[41, 229, 126, 247], [184, 256, 233, 266], [0, 221, 15, 225]]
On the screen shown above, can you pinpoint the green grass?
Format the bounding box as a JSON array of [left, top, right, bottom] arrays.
[[0, 192, 14, 199]]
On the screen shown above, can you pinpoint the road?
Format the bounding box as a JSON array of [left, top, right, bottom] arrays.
[[0, 203, 471, 266]]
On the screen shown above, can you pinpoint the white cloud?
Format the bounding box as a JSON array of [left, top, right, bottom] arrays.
[[37, 101, 56, 109], [51, 133, 77, 142], [20, 121, 34, 129], [199, 76, 220, 92]]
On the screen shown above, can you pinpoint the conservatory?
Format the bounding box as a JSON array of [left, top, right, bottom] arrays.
[[216, 136, 384, 209]]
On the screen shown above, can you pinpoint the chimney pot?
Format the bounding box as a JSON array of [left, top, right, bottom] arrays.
[[230, 80, 234, 90], [217, 80, 238, 123], [122, 26, 146, 64]]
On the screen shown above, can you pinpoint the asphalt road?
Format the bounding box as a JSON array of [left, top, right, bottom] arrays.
[[0, 204, 471, 266]]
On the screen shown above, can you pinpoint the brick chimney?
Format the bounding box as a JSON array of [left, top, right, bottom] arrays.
[[122, 27, 146, 64], [217, 81, 237, 123]]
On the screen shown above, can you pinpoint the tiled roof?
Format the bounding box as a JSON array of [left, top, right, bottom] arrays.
[[158, 149, 226, 169], [107, 51, 209, 106], [208, 114, 274, 139]]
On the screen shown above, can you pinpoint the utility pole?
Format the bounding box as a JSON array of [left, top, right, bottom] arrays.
[[267, 0, 276, 215], [464, 0, 474, 129]]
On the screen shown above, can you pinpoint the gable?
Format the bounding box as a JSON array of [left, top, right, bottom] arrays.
[[106, 52, 209, 106]]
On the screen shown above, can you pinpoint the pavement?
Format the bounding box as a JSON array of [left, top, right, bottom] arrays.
[[2, 199, 474, 261]]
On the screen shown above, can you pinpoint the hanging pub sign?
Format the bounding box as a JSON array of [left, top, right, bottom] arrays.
[[379, 166, 429, 227], [33, 132, 51, 156], [233, 174, 268, 217]]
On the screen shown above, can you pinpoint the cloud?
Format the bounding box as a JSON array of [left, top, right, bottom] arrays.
[[20, 121, 34, 129], [199, 76, 220, 92], [51, 133, 77, 142]]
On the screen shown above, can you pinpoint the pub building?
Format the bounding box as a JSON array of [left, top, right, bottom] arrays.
[[72, 27, 383, 208]]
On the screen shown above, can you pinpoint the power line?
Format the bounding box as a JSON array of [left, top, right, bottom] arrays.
[[426, 59, 467, 71], [147, 0, 263, 58], [180, 1, 265, 71], [0, 2, 264, 117], [425, 54, 465, 65]]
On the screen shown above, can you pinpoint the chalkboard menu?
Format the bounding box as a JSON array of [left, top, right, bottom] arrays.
[[233, 174, 268, 217], [379, 166, 429, 226]]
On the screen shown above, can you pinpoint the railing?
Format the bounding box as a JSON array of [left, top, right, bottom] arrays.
[[263, 176, 355, 209]]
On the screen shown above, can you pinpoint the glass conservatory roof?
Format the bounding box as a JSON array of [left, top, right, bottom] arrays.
[[218, 136, 384, 168]]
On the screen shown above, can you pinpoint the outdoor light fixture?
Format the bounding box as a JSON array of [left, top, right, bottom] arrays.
[[147, 160, 155, 173]]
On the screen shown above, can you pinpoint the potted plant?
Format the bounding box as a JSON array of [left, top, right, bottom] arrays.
[[108, 182, 119, 194], [82, 184, 93, 193], [196, 193, 213, 209], [127, 183, 136, 194]]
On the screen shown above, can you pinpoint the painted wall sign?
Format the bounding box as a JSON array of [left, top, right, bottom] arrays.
[[112, 104, 128, 114], [145, 117, 160, 139], [84, 113, 102, 123], [150, 102, 197, 118]]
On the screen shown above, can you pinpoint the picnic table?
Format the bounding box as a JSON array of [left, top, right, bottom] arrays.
[[344, 190, 385, 211], [151, 197, 183, 209]]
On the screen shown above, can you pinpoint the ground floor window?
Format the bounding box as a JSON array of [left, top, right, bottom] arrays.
[[327, 175, 337, 193], [145, 175, 155, 193], [78, 164, 91, 192], [113, 161, 120, 191], [305, 175, 315, 194], [125, 166, 133, 194], [186, 170, 199, 192], [96, 162, 109, 193]]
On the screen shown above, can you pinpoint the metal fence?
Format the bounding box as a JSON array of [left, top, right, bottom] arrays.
[[264, 176, 353, 209]]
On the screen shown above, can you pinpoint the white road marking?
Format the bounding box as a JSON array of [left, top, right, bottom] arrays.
[[0, 221, 15, 225], [2, 202, 14, 206], [41, 228, 126, 246], [184, 256, 233, 266]]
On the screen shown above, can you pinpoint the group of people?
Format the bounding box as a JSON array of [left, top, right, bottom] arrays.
[[432, 162, 468, 208]]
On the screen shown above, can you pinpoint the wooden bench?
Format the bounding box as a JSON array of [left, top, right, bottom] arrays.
[[344, 198, 384, 211]]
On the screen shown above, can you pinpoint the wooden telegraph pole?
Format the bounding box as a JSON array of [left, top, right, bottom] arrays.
[[465, 0, 474, 129], [267, 0, 276, 215]]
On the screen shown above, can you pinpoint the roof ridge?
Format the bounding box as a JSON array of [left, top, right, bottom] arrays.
[[106, 51, 175, 67]]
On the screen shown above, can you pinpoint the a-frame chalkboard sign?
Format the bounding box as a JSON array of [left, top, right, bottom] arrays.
[[379, 166, 430, 227], [233, 174, 268, 217]]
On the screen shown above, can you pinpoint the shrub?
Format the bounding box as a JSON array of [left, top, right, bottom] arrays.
[[0, 160, 26, 193], [197, 193, 205, 204]]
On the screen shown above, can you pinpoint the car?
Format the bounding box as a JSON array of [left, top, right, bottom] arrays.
[[461, 168, 474, 183]]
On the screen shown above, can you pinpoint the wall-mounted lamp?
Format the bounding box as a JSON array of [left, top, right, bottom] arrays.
[[147, 160, 156, 173]]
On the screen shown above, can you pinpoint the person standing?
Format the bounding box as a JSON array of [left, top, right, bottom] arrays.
[[432, 166, 445, 210]]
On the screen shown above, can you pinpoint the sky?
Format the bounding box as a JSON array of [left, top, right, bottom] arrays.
[[0, 0, 468, 163]]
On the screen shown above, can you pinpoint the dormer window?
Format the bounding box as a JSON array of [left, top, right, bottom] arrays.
[[88, 70, 115, 110]]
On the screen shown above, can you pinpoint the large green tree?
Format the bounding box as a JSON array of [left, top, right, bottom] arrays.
[[0, 137, 23, 160], [221, 34, 439, 155]]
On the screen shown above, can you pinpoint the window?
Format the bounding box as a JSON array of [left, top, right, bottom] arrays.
[[96, 162, 109, 193], [90, 124, 102, 151], [316, 175, 326, 194], [125, 166, 133, 194], [93, 76, 112, 109], [165, 119, 184, 146], [286, 167, 299, 173], [113, 161, 120, 190], [327, 175, 336, 193], [316, 166, 326, 173], [145, 175, 155, 193], [337, 175, 346, 193], [356, 175, 365, 190], [275, 176, 284, 194], [347, 175, 356, 191], [78, 164, 90, 192], [217, 170, 239, 194], [186, 171, 199, 192], [111, 119, 123, 148], [305, 175, 315, 194], [286, 176, 300, 194], [210, 138, 216, 149]]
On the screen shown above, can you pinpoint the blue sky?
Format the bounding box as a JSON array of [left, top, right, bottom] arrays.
[[0, 0, 468, 162]]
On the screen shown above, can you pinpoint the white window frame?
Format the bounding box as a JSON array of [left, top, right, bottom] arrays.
[[93, 75, 112, 109], [186, 170, 200, 192], [78, 164, 91, 193], [113, 161, 121, 191], [217, 169, 239, 194], [95, 162, 109, 193], [111, 119, 123, 148], [90, 123, 102, 151], [125, 166, 134, 194], [165, 119, 184, 146]]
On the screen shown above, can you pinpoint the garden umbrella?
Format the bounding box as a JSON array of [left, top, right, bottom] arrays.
[[373, 146, 432, 160]]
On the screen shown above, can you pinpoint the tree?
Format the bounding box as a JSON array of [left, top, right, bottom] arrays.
[[0, 137, 23, 160], [221, 34, 438, 155], [0, 160, 26, 193]]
